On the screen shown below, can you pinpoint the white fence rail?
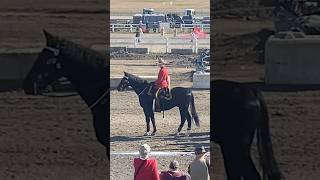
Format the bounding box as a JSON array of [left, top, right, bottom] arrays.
[[110, 36, 210, 53], [110, 23, 210, 32]]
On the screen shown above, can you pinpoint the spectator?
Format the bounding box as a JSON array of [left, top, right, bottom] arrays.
[[188, 145, 210, 180], [133, 144, 160, 180], [160, 160, 191, 180], [135, 26, 141, 43]]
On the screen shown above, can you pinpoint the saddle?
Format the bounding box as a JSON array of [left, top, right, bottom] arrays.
[[147, 84, 172, 112], [147, 84, 172, 100], [157, 88, 172, 100]]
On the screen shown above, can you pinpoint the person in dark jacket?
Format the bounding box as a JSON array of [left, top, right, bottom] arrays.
[[160, 160, 191, 180]]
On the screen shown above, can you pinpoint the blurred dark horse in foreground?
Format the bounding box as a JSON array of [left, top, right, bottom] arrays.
[[23, 30, 109, 158], [213, 80, 281, 180]]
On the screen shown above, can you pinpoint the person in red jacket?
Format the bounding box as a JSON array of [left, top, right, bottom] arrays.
[[153, 57, 170, 112], [155, 57, 170, 89], [133, 144, 160, 180]]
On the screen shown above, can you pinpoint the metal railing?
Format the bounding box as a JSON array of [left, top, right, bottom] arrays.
[[110, 23, 210, 32], [110, 36, 210, 53]]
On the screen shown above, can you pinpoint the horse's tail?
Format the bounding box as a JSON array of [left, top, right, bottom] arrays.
[[256, 89, 282, 180], [190, 91, 200, 127]]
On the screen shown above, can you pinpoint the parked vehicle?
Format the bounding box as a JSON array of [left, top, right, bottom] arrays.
[[202, 16, 210, 24], [166, 13, 183, 28]]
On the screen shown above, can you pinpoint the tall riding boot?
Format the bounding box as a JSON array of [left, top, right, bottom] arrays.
[[155, 98, 161, 112]]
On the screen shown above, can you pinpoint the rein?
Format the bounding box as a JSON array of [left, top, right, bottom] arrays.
[[40, 92, 79, 97], [40, 88, 109, 110], [138, 86, 148, 96], [88, 88, 110, 110], [38, 79, 109, 110]]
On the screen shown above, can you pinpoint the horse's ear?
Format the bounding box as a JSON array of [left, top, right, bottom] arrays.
[[124, 71, 128, 76], [43, 29, 56, 47]]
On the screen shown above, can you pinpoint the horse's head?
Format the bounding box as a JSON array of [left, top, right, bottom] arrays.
[[117, 72, 130, 91], [23, 30, 64, 95]]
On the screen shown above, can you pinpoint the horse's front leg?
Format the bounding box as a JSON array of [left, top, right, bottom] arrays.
[[143, 108, 151, 136], [150, 111, 157, 136], [92, 104, 109, 158]]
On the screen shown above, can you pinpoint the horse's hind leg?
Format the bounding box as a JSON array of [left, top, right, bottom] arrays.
[[185, 109, 192, 136], [220, 142, 242, 180], [240, 132, 261, 180], [176, 108, 187, 136], [221, 139, 261, 180]]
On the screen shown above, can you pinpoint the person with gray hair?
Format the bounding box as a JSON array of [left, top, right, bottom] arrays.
[[188, 145, 210, 180], [133, 144, 160, 180], [160, 160, 191, 180]]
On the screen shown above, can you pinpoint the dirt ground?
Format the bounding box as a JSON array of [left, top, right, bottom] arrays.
[[0, 0, 107, 50], [213, 18, 320, 180], [0, 92, 108, 179]]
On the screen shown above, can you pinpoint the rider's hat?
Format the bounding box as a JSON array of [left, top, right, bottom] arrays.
[[157, 57, 167, 65]]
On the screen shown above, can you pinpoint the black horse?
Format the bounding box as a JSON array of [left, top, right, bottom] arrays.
[[117, 72, 200, 136], [212, 80, 281, 180], [23, 30, 109, 157]]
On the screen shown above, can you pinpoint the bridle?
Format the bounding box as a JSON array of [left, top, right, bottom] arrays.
[[38, 46, 110, 110], [121, 76, 149, 96]]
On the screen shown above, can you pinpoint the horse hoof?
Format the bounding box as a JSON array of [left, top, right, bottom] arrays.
[[185, 130, 191, 137], [144, 132, 150, 136], [151, 132, 156, 136], [175, 132, 180, 137]]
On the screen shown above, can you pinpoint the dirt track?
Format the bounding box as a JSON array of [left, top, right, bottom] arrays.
[[0, 92, 108, 179], [0, 0, 107, 50]]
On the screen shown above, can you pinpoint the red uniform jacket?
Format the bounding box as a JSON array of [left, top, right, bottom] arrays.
[[134, 158, 160, 180], [155, 67, 169, 89]]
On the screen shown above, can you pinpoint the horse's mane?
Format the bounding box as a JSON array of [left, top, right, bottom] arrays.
[[126, 73, 149, 84], [45, 31, 107, 70]]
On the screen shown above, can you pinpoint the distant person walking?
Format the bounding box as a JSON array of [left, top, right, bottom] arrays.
[[133, 144, 160, 180], [188, 145, 210, 180], [160, 160, 191, 180], [135, 26, 142, 43]]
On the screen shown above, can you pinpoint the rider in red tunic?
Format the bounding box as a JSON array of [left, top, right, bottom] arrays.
[[155, 58, 169, 89], [153, 58, 170, 112]]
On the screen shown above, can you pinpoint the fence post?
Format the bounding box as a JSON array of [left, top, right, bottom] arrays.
[[192, 35, 198, 54], [130, 25, 133, 33], [134, 37, 137, 48], [166, 37, 169, 53], [112, 25, 115, 32], [195, 37, 198, 54]]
